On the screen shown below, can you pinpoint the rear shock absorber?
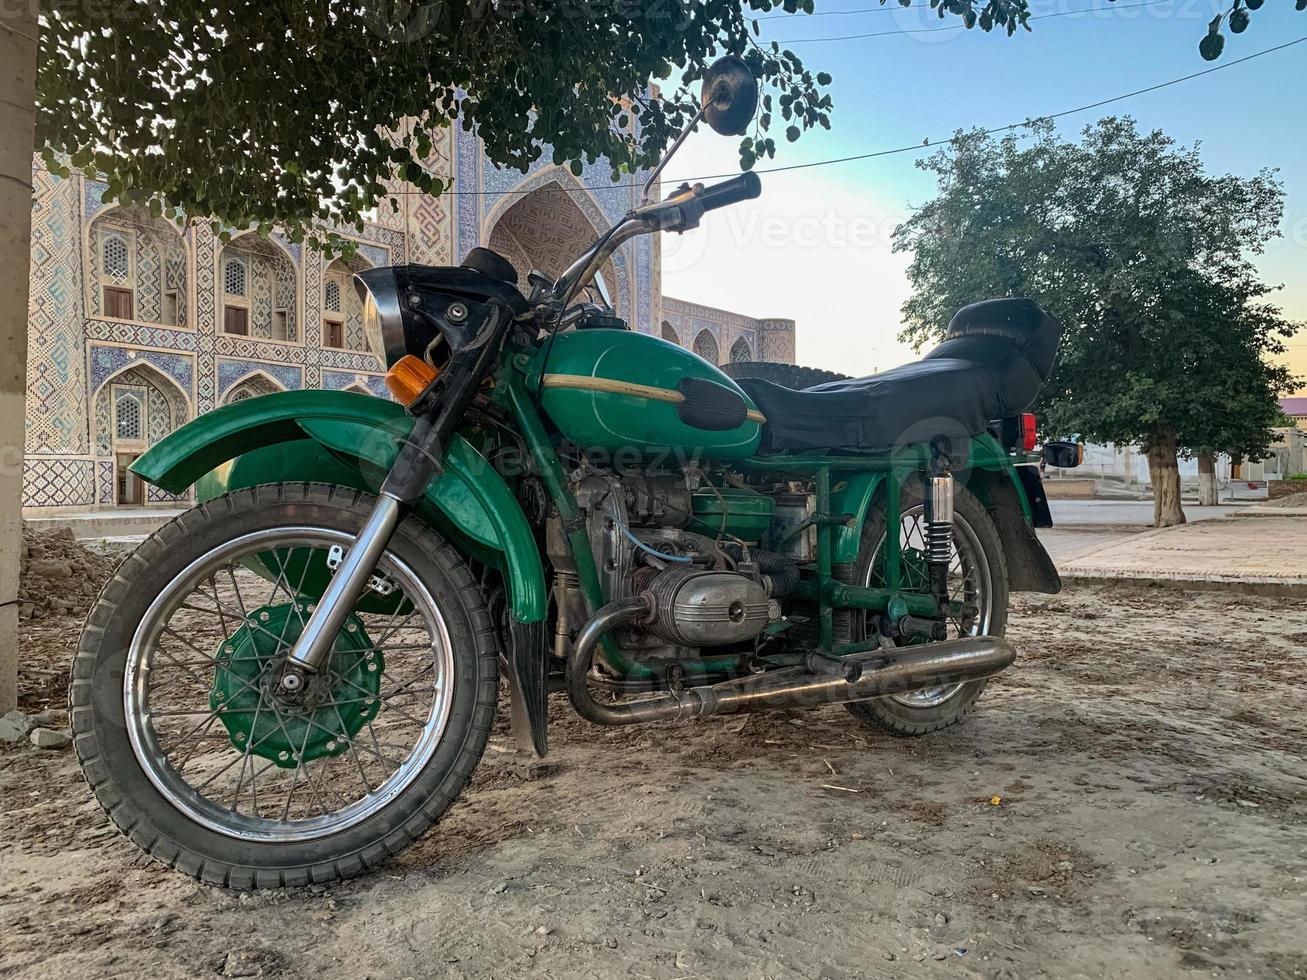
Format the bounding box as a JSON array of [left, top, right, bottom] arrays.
[[924, 468, 954, 603]]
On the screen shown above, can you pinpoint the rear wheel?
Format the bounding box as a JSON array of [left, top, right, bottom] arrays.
[[70, 484, 498, 888], [844, 481, 1008, 736]]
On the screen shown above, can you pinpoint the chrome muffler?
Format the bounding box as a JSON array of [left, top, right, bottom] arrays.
[[566, 596, 1016, 726]]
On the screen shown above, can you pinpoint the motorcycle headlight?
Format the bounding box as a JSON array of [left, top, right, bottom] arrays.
[[353, 268, 405, 366]]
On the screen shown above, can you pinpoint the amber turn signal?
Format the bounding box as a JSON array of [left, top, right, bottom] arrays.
[[385, 355, 438, 406]]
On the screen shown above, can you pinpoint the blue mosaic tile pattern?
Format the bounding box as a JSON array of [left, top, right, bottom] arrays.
[[89, 344, 194, 397], [216, 357, 303, 396]]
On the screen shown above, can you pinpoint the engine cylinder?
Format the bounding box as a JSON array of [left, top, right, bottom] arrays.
[[640, 567, 773, 647]]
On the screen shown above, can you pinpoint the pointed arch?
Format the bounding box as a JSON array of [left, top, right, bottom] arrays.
[[86, 204, 189, 325], [730, 336, 753, 363], [92, 360, 193, 506], [483, 166, 633, 321], [219, 232, 300, 341], [322, 253, 374, 352], [221, 369, 288, 405], [93, 358, 191, 408], [660, 321, 680, 346], [693, 329, 719, 366]]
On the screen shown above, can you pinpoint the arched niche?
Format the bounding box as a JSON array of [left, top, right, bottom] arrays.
[[88, 206, 188, 326], [219, 233, 299, 342]]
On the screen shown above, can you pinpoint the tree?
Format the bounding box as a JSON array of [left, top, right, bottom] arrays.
[[893, 117, 1300, 527], [1, 6, 37, 713], [36, 0, 1027, 249], [1199, 0, 1306, 61], [36, 0, 1296, 248]]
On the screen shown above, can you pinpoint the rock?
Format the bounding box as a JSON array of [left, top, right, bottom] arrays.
[[933, 912, 949, 926], [219, 949, 282, 978], [28, 559, 74, 580], [30, 728, 72, 750], [0, 711, 35, 743]]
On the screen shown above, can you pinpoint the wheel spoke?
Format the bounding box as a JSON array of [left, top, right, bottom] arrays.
[[125, 527, 453, 840]]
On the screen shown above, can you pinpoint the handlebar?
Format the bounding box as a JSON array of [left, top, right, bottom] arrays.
[[694, 171, 763, 213], [550, 171, 762, 308]]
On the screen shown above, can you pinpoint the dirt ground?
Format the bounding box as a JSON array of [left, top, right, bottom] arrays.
[[3, 583, 1306, 979]]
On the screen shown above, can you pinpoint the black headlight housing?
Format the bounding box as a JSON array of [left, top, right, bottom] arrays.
[[353, 265, 529, 370]]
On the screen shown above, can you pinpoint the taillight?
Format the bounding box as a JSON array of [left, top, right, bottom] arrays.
[[1020, 412, 1038, 452]]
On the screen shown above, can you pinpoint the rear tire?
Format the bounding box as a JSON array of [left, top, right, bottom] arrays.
[[844, 480, 1008, 737], [70, 484, 499, 888]]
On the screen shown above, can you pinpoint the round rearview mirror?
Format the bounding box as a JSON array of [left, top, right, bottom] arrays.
[[701, 55, 759, 137]]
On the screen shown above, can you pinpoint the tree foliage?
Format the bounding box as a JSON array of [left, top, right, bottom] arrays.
[[1198, 0, 1306, 61], [893, 117, 1300, 514], [36, 0, 1034, 249]]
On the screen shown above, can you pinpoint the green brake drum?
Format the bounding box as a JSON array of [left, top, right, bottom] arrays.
[[211, 601, 384, 768]]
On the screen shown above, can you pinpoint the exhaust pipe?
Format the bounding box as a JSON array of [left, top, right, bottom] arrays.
[[566, 596, 1016, 726]]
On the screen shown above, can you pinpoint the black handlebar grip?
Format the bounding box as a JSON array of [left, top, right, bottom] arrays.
[[696, 171, 762, 213]]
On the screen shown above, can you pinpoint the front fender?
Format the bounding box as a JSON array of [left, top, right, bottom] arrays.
[[131, 390, 546, 622]]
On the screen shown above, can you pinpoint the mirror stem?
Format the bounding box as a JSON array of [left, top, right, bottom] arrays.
[[640, 101, 710, 206]]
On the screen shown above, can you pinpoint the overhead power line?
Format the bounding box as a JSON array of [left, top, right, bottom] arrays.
[[389, 35, 1305, 197], [757, 0, 1171, 19], [771, 0, 1181, 45], [707, 35, 1307, 180]]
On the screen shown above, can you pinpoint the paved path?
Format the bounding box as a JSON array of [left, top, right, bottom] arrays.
[[1049, 499, 1243, 528], [1040, 514, 1307, 594]]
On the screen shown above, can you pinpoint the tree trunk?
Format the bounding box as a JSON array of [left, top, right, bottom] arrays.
[[1146, 433, 1186, 528], [0, 11, 37, 712], [1197, 450, 1218, 507]]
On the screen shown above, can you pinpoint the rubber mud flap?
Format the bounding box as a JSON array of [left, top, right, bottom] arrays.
[[509, 618, 549, 755]]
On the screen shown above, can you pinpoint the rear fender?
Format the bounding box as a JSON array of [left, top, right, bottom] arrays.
[[131, 390, 547, 622], [963, 464, 1061, 595], [827, 435, 1060, 594]]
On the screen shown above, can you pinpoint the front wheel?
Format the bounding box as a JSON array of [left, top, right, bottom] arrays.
[[70, 484, 499, 888], [844, 480, 1008, 736]]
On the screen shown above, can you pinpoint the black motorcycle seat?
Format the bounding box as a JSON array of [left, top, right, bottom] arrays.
[[736, 298, 1062, 453]]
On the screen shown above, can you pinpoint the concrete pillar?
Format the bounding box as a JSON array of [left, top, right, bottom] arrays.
[[0, 9, 37, 711]]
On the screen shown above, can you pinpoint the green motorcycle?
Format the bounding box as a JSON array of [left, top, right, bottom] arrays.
[[72, 58, 1076, 888]]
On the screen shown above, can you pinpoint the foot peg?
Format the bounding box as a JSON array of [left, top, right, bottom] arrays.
[[804, 649, 863, 683]]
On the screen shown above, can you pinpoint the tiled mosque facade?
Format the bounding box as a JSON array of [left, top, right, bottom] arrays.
[[23, 126, 796, 513]]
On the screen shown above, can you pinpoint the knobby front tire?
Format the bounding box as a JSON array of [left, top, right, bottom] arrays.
[[70, 483, 498, 889]]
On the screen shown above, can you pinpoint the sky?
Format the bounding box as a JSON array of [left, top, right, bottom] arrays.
[[657, 0, 1307, 394]]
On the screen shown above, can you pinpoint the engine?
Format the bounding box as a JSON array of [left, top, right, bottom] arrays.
[[546, 468, 801, 667]]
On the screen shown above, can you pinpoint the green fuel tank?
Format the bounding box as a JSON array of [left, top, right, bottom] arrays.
[[535, 329, 764, 459]]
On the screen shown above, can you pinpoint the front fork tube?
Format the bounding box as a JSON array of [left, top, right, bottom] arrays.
[[281, 415, 442, 686], [280, 492, 404, 684]]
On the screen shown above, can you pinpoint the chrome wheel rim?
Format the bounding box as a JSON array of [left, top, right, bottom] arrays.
[[124, 527, 455, 842], [864, 505, 994, 709]]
